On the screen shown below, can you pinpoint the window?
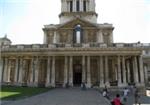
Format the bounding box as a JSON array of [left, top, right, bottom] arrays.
[[76, 0, 80, 12], [83, 0, 86, 12], [73, 25, 83, 43], [70, 1, 73, 12]]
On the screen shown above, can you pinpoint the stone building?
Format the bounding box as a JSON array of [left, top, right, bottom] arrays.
[[0, 0, 150, 88]]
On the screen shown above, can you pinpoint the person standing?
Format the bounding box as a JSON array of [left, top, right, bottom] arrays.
[[134, 87, 141, 105], [123, 87, 129, 102], [112, 94, 122, 105]]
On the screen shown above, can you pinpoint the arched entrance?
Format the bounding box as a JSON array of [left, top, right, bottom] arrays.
[[73, 64, 82, 86]]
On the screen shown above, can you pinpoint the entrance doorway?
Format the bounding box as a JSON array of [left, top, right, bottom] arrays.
[[73, 64, 82, 86]]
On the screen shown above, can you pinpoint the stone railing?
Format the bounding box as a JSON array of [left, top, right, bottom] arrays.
[[1, 43, 150, 50]]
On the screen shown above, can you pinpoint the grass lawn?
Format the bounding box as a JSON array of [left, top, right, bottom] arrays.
[[0, 86, 50, 100]]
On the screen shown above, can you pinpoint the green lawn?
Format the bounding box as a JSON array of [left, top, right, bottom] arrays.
[[0, 86, 50, 100]]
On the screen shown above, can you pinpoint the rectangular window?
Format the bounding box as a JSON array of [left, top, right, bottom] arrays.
[[76, 0, 80, 12], [83, 0, 86, 12], [70, 1, 73, 12]]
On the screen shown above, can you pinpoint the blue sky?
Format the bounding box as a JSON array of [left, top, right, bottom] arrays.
[[0, 0, 150, 44]]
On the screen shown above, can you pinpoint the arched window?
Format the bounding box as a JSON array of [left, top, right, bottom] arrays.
[[73, 24, 83, 43]]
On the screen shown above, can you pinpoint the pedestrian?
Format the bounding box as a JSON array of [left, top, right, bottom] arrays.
[[134, 87, 141, 105], [81, 82, 86, 90], [111, 94, 122, 105], [123, 87, 129, 102], [102, 88, 109, 99]]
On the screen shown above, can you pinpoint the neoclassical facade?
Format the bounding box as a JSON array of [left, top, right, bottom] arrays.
[[0, 0, 150, 88]]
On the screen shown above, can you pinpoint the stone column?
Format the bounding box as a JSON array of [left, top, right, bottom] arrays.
[[99, 56, 105, 87], [14, 58, 19, 85], [51, 56, 55, 87], [122, 56, 127, 86], [80, 0, 83, 11], [133, 56, 139, 85], [63, 56, 68, 87], [28, 57, 34, 86], [62, 0, 67, 12], [86, 0, 89, 11], [53, 31, 57, 44], [46, 56, 51, 87], [3, 58, 8, 83], [97, 30, 103, 43], [144, 65, 148, 84], [73, 0, 76, 12], [18, 57, 23, 85], [69, 56, 73, 86], [82, 56, 86, 83], [105, 56, 110, 87], [139, 55, 144, 85], [0, 57, 4, 84], [89, 0, 93, 11], [117, 56, 122, 87], [7, 60, 11, 82], [126, 60, 131, 83], [34, 57, 39, 87], [87, 56, 91, 88]]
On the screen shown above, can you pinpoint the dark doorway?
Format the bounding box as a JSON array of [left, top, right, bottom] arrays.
[[73, 64, 82, 86]]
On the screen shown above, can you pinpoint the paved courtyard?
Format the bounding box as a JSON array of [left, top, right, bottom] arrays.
[[1, 88, 110, 105]]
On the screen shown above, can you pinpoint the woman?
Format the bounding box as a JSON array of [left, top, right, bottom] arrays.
[[111, 94, 122, 105]]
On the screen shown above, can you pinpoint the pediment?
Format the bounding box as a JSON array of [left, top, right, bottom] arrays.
[[58, 18, 98, 29]]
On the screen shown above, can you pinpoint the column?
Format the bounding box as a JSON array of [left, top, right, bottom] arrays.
[[69, 56, 73, 86], [73, 0, 76, 12], [3, 58, 8, 83], [87, 56, 91, 88], [133, 56, 139, 85], [34, 57, 39, 86], [86, 0, 89, 11], [99, 56, 105, 87], [0, 57, 4, 84], [139, 55, 144, 85], [14, 58, 19, 84], [63, 56, 68, 87], [80, 0, 83, 11], [7, 60, 11, 82], [126, 60, 131, 83], [122, 56, 127, 86], [82, 56, 86, 83], [18, 57, 23, 85], [97, 30, 103, 43], [46, 56, 51, 87], [51, 56, 55, 87], [53, 31, 57, 44], [105, 56, 110, 87], [117, 56, 122, 86], [144, 65, 148, 83], [89, 0, 93, 11], [62, 0, 67, 12], [28, 57, 34, 86]]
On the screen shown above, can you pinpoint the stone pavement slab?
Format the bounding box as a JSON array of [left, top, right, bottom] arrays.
[[1, 88, 110, 105]]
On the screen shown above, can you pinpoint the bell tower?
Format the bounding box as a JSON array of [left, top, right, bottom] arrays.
[[59, 0, 98, 24]]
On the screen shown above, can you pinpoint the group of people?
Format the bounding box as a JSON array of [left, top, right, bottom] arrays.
[[102, 86, 141, 105]]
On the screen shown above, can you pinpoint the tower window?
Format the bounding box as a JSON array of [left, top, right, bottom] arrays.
[[70, 1, 73, 12], [73, 25, 83, 43], [76, 0, 80, 12], [83, 0, 86, 12]]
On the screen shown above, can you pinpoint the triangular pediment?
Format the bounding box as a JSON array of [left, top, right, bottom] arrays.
[[58, 18, 98, 29]]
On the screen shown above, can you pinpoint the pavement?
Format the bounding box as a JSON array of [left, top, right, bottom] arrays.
[[1, 87, 110, 105], [102, 89, 150, 105]]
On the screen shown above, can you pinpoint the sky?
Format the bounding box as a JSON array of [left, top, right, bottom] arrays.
[[0, 0, 150, 44]]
